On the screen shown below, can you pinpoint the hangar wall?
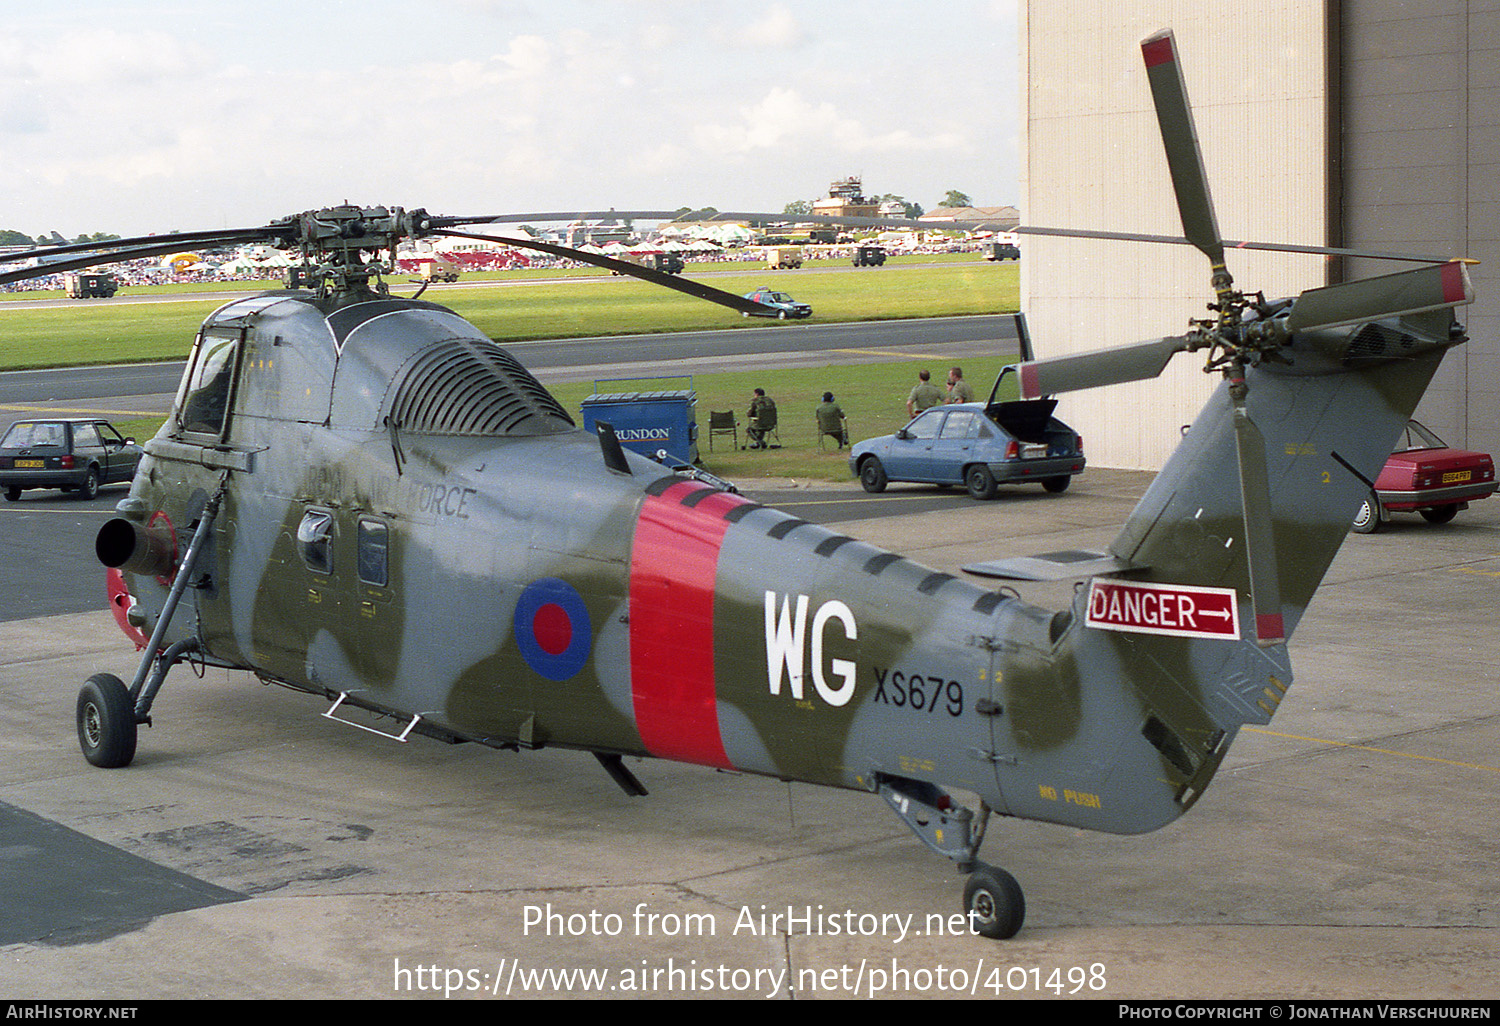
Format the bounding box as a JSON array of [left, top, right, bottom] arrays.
[[1341, 0, 1498, 453], [1020, 2, 1333, 471]]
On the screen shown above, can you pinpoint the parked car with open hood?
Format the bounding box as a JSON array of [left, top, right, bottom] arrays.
[[850, 392, 1084, 500]]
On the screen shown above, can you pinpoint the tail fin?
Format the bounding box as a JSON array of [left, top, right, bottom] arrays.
[[1093, 312, 1461, 750]]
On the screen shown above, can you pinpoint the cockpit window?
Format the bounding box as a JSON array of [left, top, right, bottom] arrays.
[[178, 328, 243, 440]]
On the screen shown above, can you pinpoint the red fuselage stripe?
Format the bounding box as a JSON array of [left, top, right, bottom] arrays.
[[628, 482, 750, 767]]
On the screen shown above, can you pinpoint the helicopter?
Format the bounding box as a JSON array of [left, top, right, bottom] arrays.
[[0, 30, 1475, 941]]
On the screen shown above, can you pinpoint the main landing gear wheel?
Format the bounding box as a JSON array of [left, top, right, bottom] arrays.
[[963, 863, 1025, 939], [77, 672, 138, 768]]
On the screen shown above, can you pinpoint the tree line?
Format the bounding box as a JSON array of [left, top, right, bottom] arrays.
[[0, 230, 122, 247], [781, 190, 975, 219]]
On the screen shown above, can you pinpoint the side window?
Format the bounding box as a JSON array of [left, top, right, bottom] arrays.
[[906, 411, 942, 440], [178, 328, 243, 440], [72, 423, 101, 449], [297, 508, 335, 575], [939, 411, 977, 439], [357, 518, 389, 587]]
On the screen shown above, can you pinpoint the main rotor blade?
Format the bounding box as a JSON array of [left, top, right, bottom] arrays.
[[0, 232, 278, 287], [429, 211, 683, 228], [431, 230, 775, 316], [1013, 225, 1455, 265], [1230, 394, 1285, 646], [1285, 261, 1475, 333], [1015, 336, 1192, 399], [0, 225, 282, 266], [1141, 30, 1224, 267]]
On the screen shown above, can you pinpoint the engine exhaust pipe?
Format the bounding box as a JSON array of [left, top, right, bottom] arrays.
[[96, 518, 177, 577]]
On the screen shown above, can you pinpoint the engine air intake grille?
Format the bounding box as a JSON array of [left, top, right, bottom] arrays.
[[389, 338, 574, 436]]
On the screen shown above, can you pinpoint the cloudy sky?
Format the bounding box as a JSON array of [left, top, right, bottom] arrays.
[[1, 0, 1019, 239]]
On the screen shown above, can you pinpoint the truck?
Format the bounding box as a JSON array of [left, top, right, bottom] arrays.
[[766, 246, 803, 269], [613, 252, 685, 276], [416, 259, 460, 283], [63, 272, 118, 298], [982, 240, 1020, 261]]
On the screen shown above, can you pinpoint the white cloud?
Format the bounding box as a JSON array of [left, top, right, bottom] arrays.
[[0, 3, 1021, 235], [694, 87, 970, 160], [740, 5, 806, 48]]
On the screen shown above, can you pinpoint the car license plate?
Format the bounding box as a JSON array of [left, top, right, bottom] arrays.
[[14, 459, 44, 468], [1442, 470, 1472, 484], [1020, 444, 1048, 459]]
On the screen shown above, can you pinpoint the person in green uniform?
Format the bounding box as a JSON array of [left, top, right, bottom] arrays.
[[946, 366, 975, 404], [747, 388, 778, 449], [815, 391, 847, 449], [906, 370, 944, 418]]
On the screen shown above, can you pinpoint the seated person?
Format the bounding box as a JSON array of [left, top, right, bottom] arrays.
[[746, 388, 778, 449]]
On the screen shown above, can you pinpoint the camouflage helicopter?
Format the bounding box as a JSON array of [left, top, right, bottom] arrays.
[[0, 31, 1476, 940]]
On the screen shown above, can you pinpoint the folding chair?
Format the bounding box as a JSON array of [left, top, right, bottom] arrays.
[[707, 410, 737, 452], [817, 416, 849, 451]]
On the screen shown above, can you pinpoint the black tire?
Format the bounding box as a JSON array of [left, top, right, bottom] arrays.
[[1042, 475, 1071, 494], [1351, 493, 1381, 534], [4, 485, 19, 502], [859, 458, 888, 493], [965, 464, 997, 500], [964, 863, 1025, 939], [778, 309, 788, 320], [77, 673, 137, 768], [78, 467, 100, 500], [1419, 505, 1459, 525]]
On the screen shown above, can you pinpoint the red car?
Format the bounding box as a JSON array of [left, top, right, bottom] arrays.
[[1353, 420, 1495, 533]]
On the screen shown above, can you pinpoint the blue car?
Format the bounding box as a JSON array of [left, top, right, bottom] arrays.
[[850, 399, 1084, 500], [741, 286, 812, 319]]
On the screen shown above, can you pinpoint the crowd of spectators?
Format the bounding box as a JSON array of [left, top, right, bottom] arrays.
[[0, 235, 988, 294]]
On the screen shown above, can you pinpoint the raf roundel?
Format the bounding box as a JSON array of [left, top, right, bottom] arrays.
[[514, 578, 593, 681]]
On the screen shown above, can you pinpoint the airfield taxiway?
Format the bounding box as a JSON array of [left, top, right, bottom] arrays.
[[1, 320, 1496, 999], [1, 469, 1497, 1000]]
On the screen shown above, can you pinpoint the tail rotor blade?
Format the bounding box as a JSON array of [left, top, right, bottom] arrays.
[[1285, 261, 1475, 334], [1016, 336, 1192, 399], [1230, 395, 1284, 646], [1141, 30, 1224, 267]]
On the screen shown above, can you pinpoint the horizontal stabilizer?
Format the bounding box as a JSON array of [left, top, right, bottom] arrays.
[[963, 549, 1147, 582]]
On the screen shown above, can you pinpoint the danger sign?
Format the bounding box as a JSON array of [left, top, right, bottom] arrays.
[[1085, 579, 1240, 640]]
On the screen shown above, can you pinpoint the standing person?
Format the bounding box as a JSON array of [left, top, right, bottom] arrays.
[[815, 391, 847, 449], [906, 370, 944, 419], [946, 366, 974, 404], [746, 387, 778, 449]]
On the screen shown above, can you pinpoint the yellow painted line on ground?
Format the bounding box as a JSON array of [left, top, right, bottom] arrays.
[[0, 506, 116, 514], [1448, 564, 1500, 578], [1, 403, 158, 417], [769, 493, 952, 507], [831, 347, 951, 361], [1245, 726, 1500, 774]]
